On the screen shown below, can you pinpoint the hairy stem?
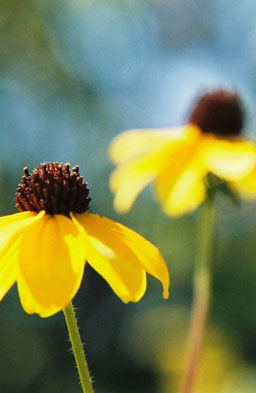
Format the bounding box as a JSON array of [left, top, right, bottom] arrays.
[[63, 302, 94, 393]]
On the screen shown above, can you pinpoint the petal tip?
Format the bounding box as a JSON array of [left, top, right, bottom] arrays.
[[113, 199, 130, 214]]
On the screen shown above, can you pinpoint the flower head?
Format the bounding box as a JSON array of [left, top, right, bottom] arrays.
[[15, 163, 91, 215], [109, 89, 256, 216], [0, 163, 169, 317]]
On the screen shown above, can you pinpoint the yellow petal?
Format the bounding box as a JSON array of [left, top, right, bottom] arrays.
[[231, 169, 256, 199], [160, 165, 207, 216], [155, 133, 207, 216], [203, 137, 256, 180], [17, 272, 61, 317], [0, 237, 19, 301], [0, 211, 44, 301], [109, 125, 201, 213], [0, 211, 40, 250], [72, 213, 146, 302], [109, 127, 186, 164], [110, 148, 168, 213], [18, 214, 86, 313], [72, 213, 169, 300]]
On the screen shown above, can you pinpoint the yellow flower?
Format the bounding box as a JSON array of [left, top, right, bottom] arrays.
[[109, 90, 256, 216], [0, 163, 169, 317]]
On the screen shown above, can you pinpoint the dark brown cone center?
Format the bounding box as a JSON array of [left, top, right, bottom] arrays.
[[15, 162, 91, 215], [188, 89, 244, 137]]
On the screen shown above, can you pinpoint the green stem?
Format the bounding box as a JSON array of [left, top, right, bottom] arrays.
[[180, 196, 216, 393], [63, 302, 94, 393]]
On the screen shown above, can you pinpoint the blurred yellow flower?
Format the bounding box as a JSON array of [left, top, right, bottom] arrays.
[[0, 163, 169, 317], [109, 90, 256, 216]]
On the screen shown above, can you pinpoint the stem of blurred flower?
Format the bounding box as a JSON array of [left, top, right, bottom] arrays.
[[180, 196, 216, 393], [63, 302, 94, 393]]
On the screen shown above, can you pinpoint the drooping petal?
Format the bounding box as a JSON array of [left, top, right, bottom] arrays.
[[0, 211, 44, 301], [71, 213, 147, 302], [109, 125, 201, 213], [160, 164, 207, 216], [109, 127, 186, 164], [17, 273, 61, 317], [155, 132, 207, 216], [110, 148, 170, 213], [0, 211, 41, 249], [18, 214, 86, 312], [0, 236, 20, 301], [72, 213, 169, 300], [203, 137, 256, 180]]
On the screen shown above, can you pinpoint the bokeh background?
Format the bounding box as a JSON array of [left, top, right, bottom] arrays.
[[1, 0, 256, 392]]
